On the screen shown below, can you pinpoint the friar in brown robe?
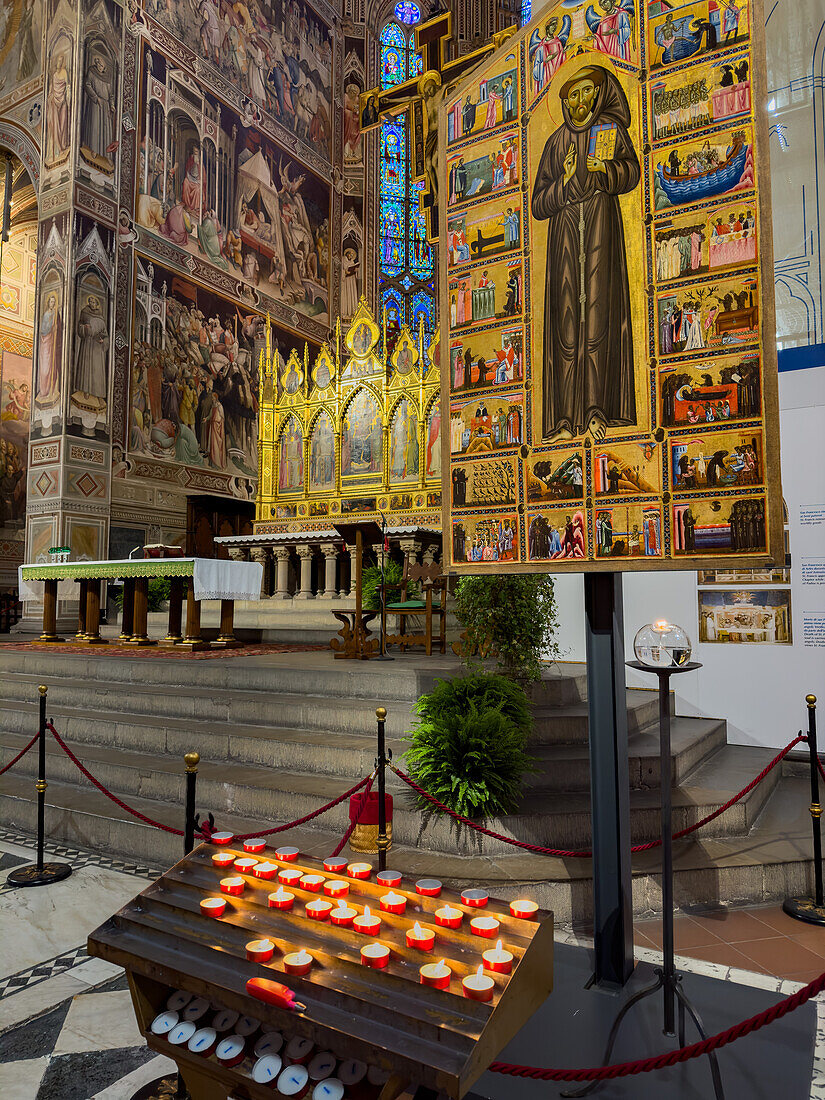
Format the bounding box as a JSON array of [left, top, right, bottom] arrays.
[[531, 65, 640, 440]]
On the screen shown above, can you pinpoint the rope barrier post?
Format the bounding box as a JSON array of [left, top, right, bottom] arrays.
[[783, 693, 825, 926], [183, 752, 200, 855], [6, 687, 72, 888], [376, 707, 391, 872]]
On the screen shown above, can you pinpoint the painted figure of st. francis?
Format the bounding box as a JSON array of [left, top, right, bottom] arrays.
[[531, 66, 640, 441]]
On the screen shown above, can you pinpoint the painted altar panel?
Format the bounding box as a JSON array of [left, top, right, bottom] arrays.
[[439, 0, 782, 573]]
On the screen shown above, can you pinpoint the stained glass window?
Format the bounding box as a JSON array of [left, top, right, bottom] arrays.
[[378, 18, 435, 345]]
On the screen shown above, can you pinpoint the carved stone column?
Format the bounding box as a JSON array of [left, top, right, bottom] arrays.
[[422, 546, 437, 567], [320, 543, 339, 599], [399, 537, 422, 565], [273, 547, 291, 599], [249, 547, 270, 597], [294, 545, 315, 600], [347, 545, 359, 599]]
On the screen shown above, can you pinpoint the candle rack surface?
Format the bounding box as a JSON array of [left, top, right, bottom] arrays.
[[87, 843, 554, 1099]]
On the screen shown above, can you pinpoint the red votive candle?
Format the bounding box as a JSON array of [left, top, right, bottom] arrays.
[[330, 905, 357, 927], [323, 879, 349, 899], [255, 1031, 285, 1057], [300, 874, 325, 893], [435, 905, 462, 929], [200, 897, 226, 918], [244, 837, 266, 853], [313, 1079, 344, 1100], [220, 875, 245, 896], [188, 1026, 218, 1056], [347, 861, 372, 880], [416, 878, 442, 897], [277, 1063, 309, 1096], [510, 898, 539, 919], [461, 888, 489, 908], [253, 861, 279, 880], [482, 939, 513, 974], [406, 922, 435, 951], [150, 1011, 179, 1036], [283, 949, 313, 976], [338, 1060, 368, 1087], [212, 1009, 239, 1033], [182, 997, 210, 1022], [253, 1054, 283, 1085], [379, 891, 406, 915], [278, 867, 302, 887], [268, 887, 295, 910], [285, 1035, 315, 1064], [166, 990, 192, 1012], [305, 898, 333, 921], [470, 915, 500, 939], [211, 850, 235, 870], [216, 1033, 246, 1068], [323, 857, 347, 874], [275, 846, 300, 862], [246, 938, 275, 963], [462, 965, 495, 1002], [210, 831, 234, 845], [308, 1051, 337, 1081], [167, 1021, 196, 1047], [360, 942, 390, 969], [233, 856, 258, 875], [420, 959, 451, 989], [352, 905, 381, 935], [376, 869, 402, 887]]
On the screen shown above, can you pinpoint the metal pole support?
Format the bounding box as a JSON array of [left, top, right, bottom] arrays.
[[783, 693, 825, 925], [184, 752, 200, 855], [376, 706, 391, 872], [6, 686, 72, 887]]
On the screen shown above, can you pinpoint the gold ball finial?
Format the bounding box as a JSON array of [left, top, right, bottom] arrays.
[[39, 685, 48, 696], [806, 694, 817, 707], [376, 707, 387, 721], [184, 752, 200, 771]]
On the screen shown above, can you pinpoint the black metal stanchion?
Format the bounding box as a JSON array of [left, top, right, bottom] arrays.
[[7, 686, 72, 887], [783, 693, 824, 926], [564, 659, 724, 1100], [183, 752, 200, 855], [375, 706, 392, 872]]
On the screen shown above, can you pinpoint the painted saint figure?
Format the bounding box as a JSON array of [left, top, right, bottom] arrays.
[[531, 66, 640, 441], [37, 292, 62, 404], [73, 295, 109, 399], [81, 56, 114, 164], [45, 51, 71, 165]]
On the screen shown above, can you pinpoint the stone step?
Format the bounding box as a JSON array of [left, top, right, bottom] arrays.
[[0, 770, 813, 923]]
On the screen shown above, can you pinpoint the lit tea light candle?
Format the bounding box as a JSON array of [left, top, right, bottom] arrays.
[[420, 959, 451, 989], [510, 898, 539, 919], [150, 1010, 179, 1036], [182, 996, 210, 1022], [347, 861, 372, 880], [435, 905, 462, 929], [352, 905, 381, 935], [278, 867, 302, 887], [246, 938, 275, 963], [167, 1020, 196, 1047], [360, 942, 390, 969], [379, 891, 407, 915], [323, 879, 349, 899], [253, 861, 279, 880], [236, 1015, 260, 1037], [212, 1008, 239, 1033], [268, 887, 295, 910], [376, 869, 402, 887], [210, 831, 234, 845], [285, 1035, 315, 1064], [308, 1051, 337, 1081], [255, 1031, 285, 1057], [211, 850, 235, 870], [406, 922, 435, 951], [462, 964, 495, 1002], [470, 915, 500, 939], [313, 1079, 344, 1100], [188, 1026, 218, 1056], [300, 874, 325, 893], [283, 949, 313, 976], [253, 1053, 283, 1084], [277, 1063, 309, 1096], [244, 837, 266, 854], [275, 846, 300, 862], [166, 989, 192, 1013], [338, 1060, 368, 1087], [233, 856, 258, 875], [482, 939, 513, 974], [461, 888, 489, 908], [220, 875, 244, 896], [200, 896, 226, 918], [216, 1034, 246, 1067], [416, 878, 442, 897], [323, 856, 347, 874], [305, 898, 333, 921], [330, 905, 357, 928]]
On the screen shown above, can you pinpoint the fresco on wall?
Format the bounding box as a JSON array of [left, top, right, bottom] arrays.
[[130, 260, 273, 477], [78, 0, 120, 187], [343, 38, 365, 167], [341, 200, 363, 320], [69, 223, 113, 440], [43, 27, 73, 172], [137, 50, 330, 323], [0, 349, 30, 529], [151, 0, 332, 156], [0, 0, 42, 98]]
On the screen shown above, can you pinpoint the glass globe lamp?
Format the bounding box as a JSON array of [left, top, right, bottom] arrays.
[[633, 620, 692, 669]]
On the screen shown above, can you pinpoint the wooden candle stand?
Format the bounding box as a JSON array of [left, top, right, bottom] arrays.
[[88, 844, 554, 1099]]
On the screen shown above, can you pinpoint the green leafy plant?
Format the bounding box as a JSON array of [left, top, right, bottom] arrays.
[[405, 671, 534, 819], [454, 574, 559, 683], [112, 576, 176, 613], [362, 560, 419, 610]]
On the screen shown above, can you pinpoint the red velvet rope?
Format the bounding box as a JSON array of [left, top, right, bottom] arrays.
[[226, 772, 376, 842], [391, 734, 807, 859], [490, 968, 825, 1082], [330, 772, 376, 856], [0, 730, 40, 775]]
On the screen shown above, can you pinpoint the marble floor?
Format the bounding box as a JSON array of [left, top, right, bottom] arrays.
[[0, 826, 822, 1099]]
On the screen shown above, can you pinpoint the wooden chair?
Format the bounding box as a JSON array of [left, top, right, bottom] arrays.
[[382, 560, 448, 656]]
